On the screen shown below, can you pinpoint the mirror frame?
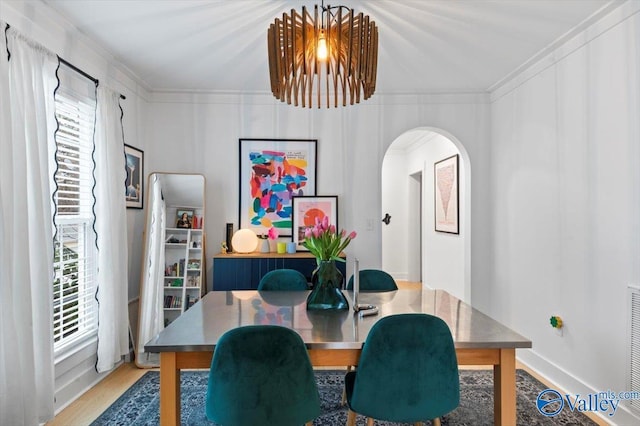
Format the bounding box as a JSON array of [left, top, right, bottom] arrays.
[[134, 172, 206, 368]]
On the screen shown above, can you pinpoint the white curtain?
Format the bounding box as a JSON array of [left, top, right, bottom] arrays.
[[94, 86, 129, 373], [136, 174, 166, 367], [0, 22, 58, 425]]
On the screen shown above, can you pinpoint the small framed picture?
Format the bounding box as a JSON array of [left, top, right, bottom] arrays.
[[434, 154, 459, 234], [176, 209, 194, 229], [125, 144, 144, 209], [291, 195, 338, 250]]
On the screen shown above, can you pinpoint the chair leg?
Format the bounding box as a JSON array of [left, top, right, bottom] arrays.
[[366, 417, 374, 426], [347, 409, 357, 426], [341, 365, 353, 406], [432, 418, 441, 426], [305, 422, 313, 426]]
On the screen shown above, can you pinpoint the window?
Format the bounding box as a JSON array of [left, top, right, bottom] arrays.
[[52, 64, 98, 353]]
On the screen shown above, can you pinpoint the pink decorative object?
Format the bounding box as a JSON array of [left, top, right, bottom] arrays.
[[267, 226, 279, 240]]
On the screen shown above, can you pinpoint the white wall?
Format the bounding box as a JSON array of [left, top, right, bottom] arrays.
[[1, 0, 149, 413], [146, 93, 491, 296], [382, 132, 467, 302], [381, 149, 410, 278], [488, 2, 640, 424], [419, 135, 466, 301]]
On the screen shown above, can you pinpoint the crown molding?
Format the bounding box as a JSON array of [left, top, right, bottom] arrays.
[[489, 0, 636, 102], [3, 0, 152, 102]]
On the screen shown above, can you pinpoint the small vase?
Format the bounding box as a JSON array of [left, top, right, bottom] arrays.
[[306, 260, 349, 311], [260, 239, 270, 253]]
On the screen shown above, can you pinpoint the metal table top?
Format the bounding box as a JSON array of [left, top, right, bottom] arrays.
[[145, 288, 531, 352]]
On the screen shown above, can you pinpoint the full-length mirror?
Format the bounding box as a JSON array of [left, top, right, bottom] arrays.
[[135, 172, 206, 368]]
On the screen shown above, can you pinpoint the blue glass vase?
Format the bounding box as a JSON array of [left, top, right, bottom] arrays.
[[306, 260, 349, 311]]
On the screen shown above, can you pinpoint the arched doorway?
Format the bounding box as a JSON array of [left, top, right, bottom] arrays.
[[381, 127, 471, 303]]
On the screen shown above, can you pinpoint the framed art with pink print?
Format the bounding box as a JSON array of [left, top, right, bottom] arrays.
[[291, 195, 338, 250], [434, 154, 459, 234]]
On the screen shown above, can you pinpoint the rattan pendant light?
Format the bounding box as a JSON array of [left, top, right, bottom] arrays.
[[267, 2, 378, 108]]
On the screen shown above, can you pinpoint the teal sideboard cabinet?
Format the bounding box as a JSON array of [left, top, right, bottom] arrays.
[[211, 252, 347, 291]]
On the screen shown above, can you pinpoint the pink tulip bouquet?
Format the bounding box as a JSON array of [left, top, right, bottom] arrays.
[[302, 216, 356, 262]]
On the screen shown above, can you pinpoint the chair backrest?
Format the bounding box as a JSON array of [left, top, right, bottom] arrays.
[[348, 313, 459, 422], [346, 269, 398, 291], [206, 325, 320, 426], [257, 269, 309, 291]]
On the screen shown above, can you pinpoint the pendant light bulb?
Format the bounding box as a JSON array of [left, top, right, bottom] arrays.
[[317, 29, 328, 61]]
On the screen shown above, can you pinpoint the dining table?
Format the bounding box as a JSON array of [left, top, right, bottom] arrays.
[[144, 288, 532, 426]]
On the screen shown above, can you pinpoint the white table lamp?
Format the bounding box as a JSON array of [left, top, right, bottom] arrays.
[[231, 228, 258, 253]]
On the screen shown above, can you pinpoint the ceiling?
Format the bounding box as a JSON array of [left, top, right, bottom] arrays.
[[42, 0, 617, 94]]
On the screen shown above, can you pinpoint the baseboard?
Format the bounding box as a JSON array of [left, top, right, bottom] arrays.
[[124, 348, 135, 363], [389, 272, 408, 281], [517, 351, 639, 425], [55, 361, 108, 414]]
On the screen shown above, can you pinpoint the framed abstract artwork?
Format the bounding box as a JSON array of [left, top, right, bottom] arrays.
[[124, 144, 144, 209], [434, 154, 459, 234], [239, 138, 317, 237], [291, 195, 338, 250]]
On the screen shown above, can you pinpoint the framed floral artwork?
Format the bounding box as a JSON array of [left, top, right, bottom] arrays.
[[434, 154, 459, 234], [291, 195, 338, 250], [239, 138, 317, 236]]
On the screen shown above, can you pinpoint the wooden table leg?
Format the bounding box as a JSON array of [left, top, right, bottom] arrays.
[[160, 352, 180, 426], [493, 348, 516, 426]]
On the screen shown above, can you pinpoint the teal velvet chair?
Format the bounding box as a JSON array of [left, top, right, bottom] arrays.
[[346, 269, 398, 291], [206, 325, 321, 426], [257, 269, 309, 291], [342, 269, 398, 405], [344, 314, 459, 426]]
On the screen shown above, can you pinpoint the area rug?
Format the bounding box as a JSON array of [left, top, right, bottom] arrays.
[[91, 369, 596, 425]]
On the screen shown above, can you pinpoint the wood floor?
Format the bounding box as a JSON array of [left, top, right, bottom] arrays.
[[47, 362, 149, 426], [46, 282, 607, 426]]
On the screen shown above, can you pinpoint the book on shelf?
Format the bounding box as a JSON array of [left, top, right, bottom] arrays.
[[164, 295, 182, 309]]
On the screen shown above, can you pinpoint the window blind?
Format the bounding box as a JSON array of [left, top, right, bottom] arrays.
[[52, 64, 98, 352]]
